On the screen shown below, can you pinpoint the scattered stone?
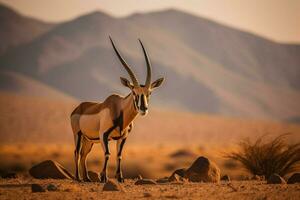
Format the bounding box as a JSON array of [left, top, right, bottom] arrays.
[[287, 173, 300, 184], [156, 177, 169, 183], [143, 192, 152, 197], [29, 160, 74, 179], [168, 173, 180, 182], [103, 179, 124, 191], [238, 175, 251, 181], [227, 183, 238, 192], [135, 179, 157, 185], [88, 171, 100, 182], [251, 175, 264, 181], [184, 156, 220, 183], [171, 168, 186, 178], [221, 175, 230, 181], [31, 184, 45, 193], [267, 174, 286, 184], [47, 184, 58, 191], [1, 172, 17, 179]]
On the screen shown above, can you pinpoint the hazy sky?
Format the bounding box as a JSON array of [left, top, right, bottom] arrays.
[[1, 0, 299, 43]]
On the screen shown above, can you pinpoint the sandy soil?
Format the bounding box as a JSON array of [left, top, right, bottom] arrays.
[[0, 143, 249, 181], [1, 177, 300, 200], [1, 93, 300, 199]]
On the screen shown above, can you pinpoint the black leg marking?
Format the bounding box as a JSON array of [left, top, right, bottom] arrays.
[[76, 131, 82, 153], [116, 138, 127, 183], [100, 125, 116, 183], [75, 131, 82, 180], [100, 156, 109, 183], [100, 111, 124, 183], [117, 138, 127, 157], [113, 111, 124, 134]]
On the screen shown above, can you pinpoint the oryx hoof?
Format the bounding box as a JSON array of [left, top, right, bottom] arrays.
[[100, 173, 108, 183], [115, 173, 124, 183], [75, 177, 81, 182], [83, 177, 92, 182]]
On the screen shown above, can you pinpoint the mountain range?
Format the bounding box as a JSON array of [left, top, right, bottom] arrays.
[[0, 4, 299, 121]]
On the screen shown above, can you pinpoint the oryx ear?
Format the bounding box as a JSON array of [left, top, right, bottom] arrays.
[[120, 77, 134, 89], [151, 77, 164, 89]]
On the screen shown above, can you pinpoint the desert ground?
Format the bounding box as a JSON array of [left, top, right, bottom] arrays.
[[0, 93, 300, 199], [1, 178, 300, 200]]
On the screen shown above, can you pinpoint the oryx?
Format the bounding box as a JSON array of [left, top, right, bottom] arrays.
[[70, 37, 164, 182]]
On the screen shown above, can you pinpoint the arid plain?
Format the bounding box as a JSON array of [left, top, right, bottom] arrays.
[[1, 92, 300, 199]]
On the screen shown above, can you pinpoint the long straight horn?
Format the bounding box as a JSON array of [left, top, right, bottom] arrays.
[[109, 36, 139, 87], [138, 39, 151, 88]]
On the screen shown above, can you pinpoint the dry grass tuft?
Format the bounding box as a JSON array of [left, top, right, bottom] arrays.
[[226, 134, 300, 178]]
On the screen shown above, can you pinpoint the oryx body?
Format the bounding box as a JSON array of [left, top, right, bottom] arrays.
[[71, 37, 164, 182]]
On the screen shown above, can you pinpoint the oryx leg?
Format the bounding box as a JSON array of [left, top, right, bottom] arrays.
[[78, 137, 93, 182], [115, 137, 127, 182], [100, 130, 111, 183], [74, 132, 82, 181]]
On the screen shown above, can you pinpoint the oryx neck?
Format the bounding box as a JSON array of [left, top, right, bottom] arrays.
[[122, 93, 139, 126]]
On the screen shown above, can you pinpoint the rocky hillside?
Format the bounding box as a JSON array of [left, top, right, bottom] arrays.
[[0, 5, 299, 120]]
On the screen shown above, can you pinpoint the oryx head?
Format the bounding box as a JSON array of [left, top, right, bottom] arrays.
[[109, 36, 164, 116]]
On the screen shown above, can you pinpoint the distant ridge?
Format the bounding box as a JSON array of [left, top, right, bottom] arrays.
[[0, 4, 55, 55], [0, 5, 299, 120]]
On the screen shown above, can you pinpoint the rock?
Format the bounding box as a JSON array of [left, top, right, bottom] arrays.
[[267, 174, 286, 184], [29, 160, 74, 179], [47, 184, 58, 191], [88, 171, 100, 182], [168, 173, 180, 182], [138, 174, 143, 180], [156, 177, 169, 183], [184, 156, 220, 183], [135, 179, 157, 185], [1, 172, 17, 179], [31, 184, 45, 193], [239, 175, 251, 181], [221, 175, 230, 181], [171, 168, 186, 178], [251, 175, 264, 181], [103, 179, 124, 191], [287, 173, 300, 184]]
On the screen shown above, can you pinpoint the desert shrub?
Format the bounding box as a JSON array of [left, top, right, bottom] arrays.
[[226, 134, 300, 178], [222, 159, 239, 170]]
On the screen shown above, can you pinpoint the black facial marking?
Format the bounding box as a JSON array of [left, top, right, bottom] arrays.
[[140, 94, 146, 111], [135, 95, 139, 108]]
